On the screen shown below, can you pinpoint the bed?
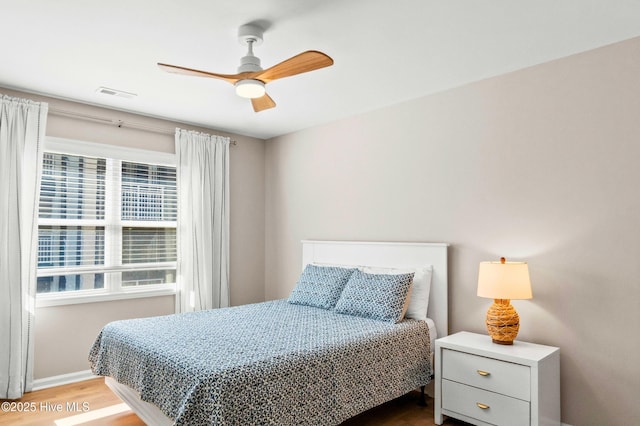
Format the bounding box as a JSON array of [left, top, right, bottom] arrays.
[[89, 240, 449, 425]]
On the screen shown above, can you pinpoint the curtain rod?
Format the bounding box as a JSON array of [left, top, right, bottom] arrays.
[[48, 107, 237, 145]]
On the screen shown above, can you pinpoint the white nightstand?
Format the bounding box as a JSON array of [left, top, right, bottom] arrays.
[[435, 331, 560, 426]]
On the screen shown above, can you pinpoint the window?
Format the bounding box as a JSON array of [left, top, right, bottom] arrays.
[[36, 138, 177, 305]]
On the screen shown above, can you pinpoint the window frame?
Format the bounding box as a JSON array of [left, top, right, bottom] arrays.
[[35, 137, 177, 307]]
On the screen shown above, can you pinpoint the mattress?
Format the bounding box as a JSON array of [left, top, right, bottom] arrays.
[[89, 299, 432, 425], [426, 317, 437, 349]]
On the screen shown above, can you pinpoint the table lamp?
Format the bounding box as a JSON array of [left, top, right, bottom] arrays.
[[477, 257, 532, 345]]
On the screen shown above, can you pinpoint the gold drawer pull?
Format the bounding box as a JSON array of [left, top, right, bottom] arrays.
[[477, 369, 491, 376], [477, 402, 490, 410]]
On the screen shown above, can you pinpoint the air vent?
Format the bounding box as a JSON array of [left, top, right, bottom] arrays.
[[96, 87, 137, 99]]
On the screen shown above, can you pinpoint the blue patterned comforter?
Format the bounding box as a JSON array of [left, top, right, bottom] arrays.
[[89, 299, 431, 425]]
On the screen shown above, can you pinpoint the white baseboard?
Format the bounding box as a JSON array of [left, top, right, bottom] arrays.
[[32, 370, 97, 391]]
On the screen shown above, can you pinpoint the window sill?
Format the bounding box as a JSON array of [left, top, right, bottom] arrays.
[[35, 286, 176, 308]]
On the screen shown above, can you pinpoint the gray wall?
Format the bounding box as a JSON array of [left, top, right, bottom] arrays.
[[265, 38, 640, 426], [1, 87, 266, 379]]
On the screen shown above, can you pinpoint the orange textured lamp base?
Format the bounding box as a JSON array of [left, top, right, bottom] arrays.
[[485, 299, 520, 345]]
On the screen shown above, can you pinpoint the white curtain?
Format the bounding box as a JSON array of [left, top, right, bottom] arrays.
[[0, 95, 48, 399], [175, 129, 230, 313]]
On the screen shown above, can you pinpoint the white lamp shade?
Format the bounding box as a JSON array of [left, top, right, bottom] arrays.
[[235, 79, 266, 99], [477, 260, 532, 300]]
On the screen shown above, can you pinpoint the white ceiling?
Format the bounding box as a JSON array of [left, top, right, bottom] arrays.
[[2, 1, 640, 140]]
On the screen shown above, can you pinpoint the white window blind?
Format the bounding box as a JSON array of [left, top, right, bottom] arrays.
[[36, 143, 177, 298]]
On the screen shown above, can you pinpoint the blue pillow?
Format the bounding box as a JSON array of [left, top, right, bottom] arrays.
[[287, 264, 357, 309], [334, 269, 414, 323]]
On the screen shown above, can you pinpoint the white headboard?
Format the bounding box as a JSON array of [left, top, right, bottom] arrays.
[[301, 240, 449, 338]]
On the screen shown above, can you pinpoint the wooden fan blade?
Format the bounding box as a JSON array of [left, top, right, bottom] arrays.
[[254, 51, 333, 83], [251, 93, 276, 112], [157, 63, 243, 84]]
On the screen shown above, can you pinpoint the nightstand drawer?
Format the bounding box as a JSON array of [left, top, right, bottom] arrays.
[[442, 379, 530, 426], [442, 348, 531, 400]]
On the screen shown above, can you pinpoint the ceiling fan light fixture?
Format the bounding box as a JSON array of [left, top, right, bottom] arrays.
[[159, 22, 333, 111], [235, 79, 265, 99]]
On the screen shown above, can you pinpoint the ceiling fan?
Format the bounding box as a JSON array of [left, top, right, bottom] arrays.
[[158, 24, 334, 112]]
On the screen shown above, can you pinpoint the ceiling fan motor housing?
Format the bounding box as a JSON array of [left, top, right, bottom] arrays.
[[238, 53, 262, 73]]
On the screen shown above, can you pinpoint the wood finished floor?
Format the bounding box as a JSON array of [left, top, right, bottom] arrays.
[[0, 378, 469, 425]]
